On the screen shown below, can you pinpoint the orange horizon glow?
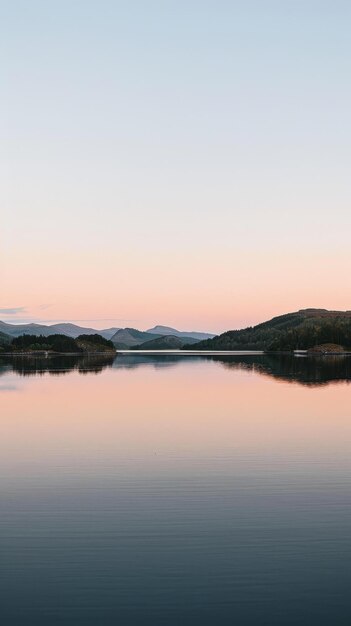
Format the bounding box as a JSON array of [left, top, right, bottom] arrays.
[[2, 244, 351, 333]]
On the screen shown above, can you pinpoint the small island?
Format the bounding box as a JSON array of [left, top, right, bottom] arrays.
[[307, 344, 345, 355]]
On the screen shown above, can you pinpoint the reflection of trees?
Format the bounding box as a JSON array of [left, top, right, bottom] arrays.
[[207, 354, 351, 387], [0, 354, 115, 377], [1, 353, 351, 387]]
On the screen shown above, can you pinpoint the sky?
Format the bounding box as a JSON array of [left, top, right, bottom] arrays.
[[2, 1, 351, 332]]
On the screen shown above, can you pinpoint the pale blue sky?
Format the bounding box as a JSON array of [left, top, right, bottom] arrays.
[[2, 1, 351, 330]]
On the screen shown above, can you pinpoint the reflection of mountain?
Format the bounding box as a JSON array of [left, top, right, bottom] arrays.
[[1, 353, 351, 386], [0, 354, 115, 377]]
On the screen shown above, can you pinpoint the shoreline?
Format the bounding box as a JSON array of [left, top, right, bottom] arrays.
[[118, 350, 351, 356], [2, 349, 351, 357], [0, 351, 116, 357]]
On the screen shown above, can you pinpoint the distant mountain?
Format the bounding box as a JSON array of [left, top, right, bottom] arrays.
[[147, 325, 181, 335], [98, 327, 121, 340], [41, 323, 102, 338], [190, 309, 351, 352], [0, 320, 120, 340], [110, 328, 163, 349], [131, 335, 199, 350], [0, 319, 213, 347], [0, 321, 55, 337], [45, 323, 121, 340], [147, 325, 215, 341]]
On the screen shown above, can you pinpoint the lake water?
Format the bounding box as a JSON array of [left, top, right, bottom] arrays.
[[1, 353, 351, 625]]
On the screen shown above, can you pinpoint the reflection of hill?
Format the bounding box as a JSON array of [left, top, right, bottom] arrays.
[[0, 354, 115, 376], [207, 354, 351, 386]]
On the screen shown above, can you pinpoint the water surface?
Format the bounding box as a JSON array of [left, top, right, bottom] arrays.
[[1, 354, 351, 624]]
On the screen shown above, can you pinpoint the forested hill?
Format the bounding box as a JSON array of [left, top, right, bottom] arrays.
[[0, 331, 11, 347], [3, 334, 115, 354], [189, 309, 351, 352]]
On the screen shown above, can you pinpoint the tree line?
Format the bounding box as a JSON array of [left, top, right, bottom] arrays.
[[192, 317, 351, 351], [9, 333, 114, 353]]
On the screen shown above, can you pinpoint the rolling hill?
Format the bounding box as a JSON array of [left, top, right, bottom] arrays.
[[189, 309, 351, 352]]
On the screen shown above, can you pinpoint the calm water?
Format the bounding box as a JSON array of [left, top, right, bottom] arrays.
[[1, 353, 351, 625]]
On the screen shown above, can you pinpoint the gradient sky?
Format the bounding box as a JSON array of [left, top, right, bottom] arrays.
[[2, 1, 351, 332]]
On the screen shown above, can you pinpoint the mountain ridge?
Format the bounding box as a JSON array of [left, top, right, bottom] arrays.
[[0, 320, 120, 340], [0, 320, 213, 345]]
